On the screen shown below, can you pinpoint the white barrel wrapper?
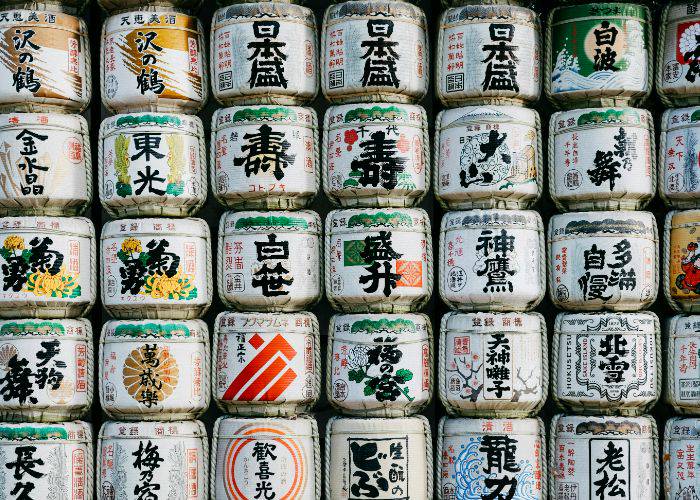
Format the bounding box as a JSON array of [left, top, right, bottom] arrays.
[[101, 217, 212, 319], [438, 417, 546, 500], [0, 113, 90, 216], [211, 3, 318, 105], [218, 210, 321, 312], [550, 414, 658, 500], [326, 208, 432, 312], [0, 421, 93, 500], [665, 314, 700, 414], [321, 1, 429, 104], [325, 416, 431, 500], [552, 312, 660, 415], [657, 2, 700, 107], [437, 5, 541, 106], [98, 420, 208, 500], [0, 318, 91, 422], [101, 10, 207, 114], [328, 313, 432, 417], [435, 106, 542, 210], [100, 319, 209, 421], [0, 216, 95, 318], [548, 210, 658, 311], [213, 311, 320, 416], [663, 417, 700, 499], [212, 106, 319, 210], [211, 415, 320, 500], [324, 103, 429, 207], [99, 112, 206, 217], [659, 106, 700, 208], [439, 209, 545, 311], [0, 9, 91, 112], [439, 311, 547, 417], [549, 107, 655, 210]]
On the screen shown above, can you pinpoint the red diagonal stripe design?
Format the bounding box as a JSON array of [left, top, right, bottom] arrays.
[[260, 368, 298, 401]]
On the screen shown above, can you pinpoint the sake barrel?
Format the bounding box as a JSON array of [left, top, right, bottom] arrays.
[[439, 311, 547, 417], [101, 10, 207, 114], [548, 211, 658, 311], [666, 314, 700, 414], [439, 210, 545, 311], [213, 311, 319, 416], [212, 415, 319, 500], [211, 3, 318, 106], [0, 9, 90, 113], [101, 218, 212, 319], [327, 313, 431, 417], [549, 107, 655, 211], [324, 103, 429, 207], [663, 417, 700, 499], [0, 318, 91, 422], [321, 1, 428, 104], [218, 210, 321, 312], [550, 414, 658, 500], [212, 106, 318, 210], [438, 417, 546, 500], [0, 421, 92, 500], [659, 107, 700, 208], [0, 216, 95, 318], [98, 420, 208, 500], [435, 106, 541, 210], [0, 113, 90, 216], [437, 5, 541, 107], [658, 2, 700, 107], [661, 210, 700, 312], [326, 208, 432, 313], [99, 113, 206, 217], [325, 416, 431, 500], [545, 3, 653, 109], [98, 0, 201, 12], [552, 312, 660, 415], [100, 319, 209, 421]]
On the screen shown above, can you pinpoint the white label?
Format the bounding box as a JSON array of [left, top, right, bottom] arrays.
[[666, 432, 700, 499]]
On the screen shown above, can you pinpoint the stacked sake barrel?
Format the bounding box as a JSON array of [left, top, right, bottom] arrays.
[[656, 2, 700, 498], [0, 0, 96, 497], [545, 2, 660, 499], [208, 3, 322, 499], [433, 4, 548, 499], [319, 2, 434, 499], [95, 1, 211, 497]]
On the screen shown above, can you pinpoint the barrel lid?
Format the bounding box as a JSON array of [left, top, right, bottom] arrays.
[[551, 108, 652, 134], [441, 4, 539, 25], [0, 216, 94, 237], [102, 217, 209, 239], [102, 319, 207, 341], [326, 1, 426, 24], [666, 417, 700, 439], [104, 10, 200, 33], [216, 311, 318, 335], [548, 211, 657, 238], [213, 106, 316, 131], [101, 112, 203, 135], [329, 416, 427, 435], [213, 2, 314, 24], [0, 113, 87, 132], [554, 415, 655, 438], [441, 311, 542, 335], [331, 313, 430, 343], [442, 417, 542, 436], [438, 106, 537, 129], [215, 415, 317, 439], [0, 318, 91, 339], [551, 3, 650, 24], [441, 210, 542, 232], [327, 208, 429, 233], [555, 312, 658, 335], [100, 419, 205, 439], [220, 210, 321, 236], [325, 103, 425, 128], [0, 421, 91, 443]]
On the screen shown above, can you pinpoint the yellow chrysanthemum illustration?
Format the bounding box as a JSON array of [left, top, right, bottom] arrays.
[[122, 345, 179, 407], [3, 236, 24, 251], [121, 237, 142, 254], [27, 266, 80, 298], [143, 267, 197, 300]]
